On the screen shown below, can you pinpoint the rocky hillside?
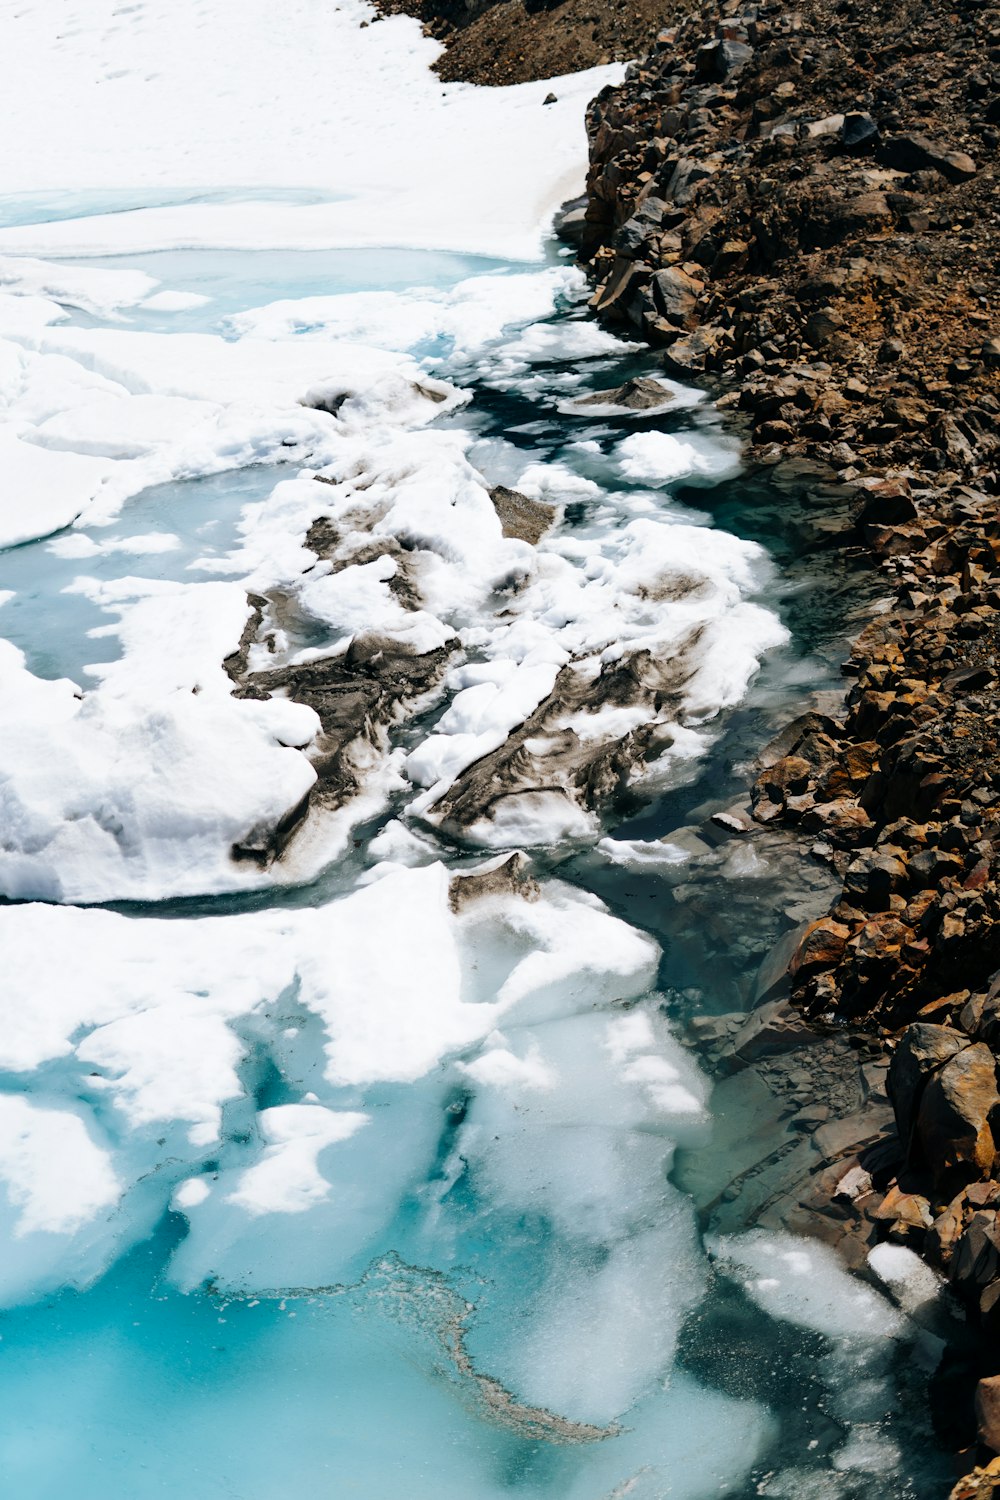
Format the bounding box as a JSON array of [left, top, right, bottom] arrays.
[[374, 0, 683, 84], [571, 0, 1000, 1487]]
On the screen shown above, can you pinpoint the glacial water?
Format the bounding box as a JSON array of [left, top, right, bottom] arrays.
[[0, 226, 955, 1500]]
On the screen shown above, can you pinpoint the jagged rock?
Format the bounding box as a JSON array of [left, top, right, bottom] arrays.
[[577, 375, 675, 410], [841, 111, 879, 151], [978, 1377, 1000, 1457], [879, 133, 977, 182], [916, 1043, 1000, 1189], [950, 1457, 1000, 1500], [694, 37, 752, 82], [888, 1023, 970, 1150], [649, 265, 701, 324], [489, 485, 556, 544], [790, 917, 851, 975]]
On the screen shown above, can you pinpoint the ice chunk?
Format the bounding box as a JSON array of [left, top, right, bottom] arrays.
[[227, 1105, 370, 1215], [710, 1231, 906, 1340], [0, 429, 117, 546]]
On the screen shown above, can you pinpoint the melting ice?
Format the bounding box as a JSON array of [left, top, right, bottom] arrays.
[[0, 0, 941, 1494]]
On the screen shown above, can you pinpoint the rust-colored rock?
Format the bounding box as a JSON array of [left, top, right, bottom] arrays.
[[916, 1044, 1000, 1190]]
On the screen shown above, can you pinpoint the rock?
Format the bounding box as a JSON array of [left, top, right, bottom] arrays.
[[888, 1023, 969, 1150], [951, 1211, 1000, 1296], [950, 1457, 1000, 1500], [841, 111, 879, 151], [759, 754, 812, 803], [977, 1382, 1000, 1456], [694, 37, 752, 81], [790, 917, 851, 975], [916, 1042, 1000, 1189], [806, 113, 845, 140], [731, 996, 821, 1063], [879, 133, 978, 182], [650, 265, 701, 324], [577, 376, 674, 411], [662, 326, 721, 375], [835, 1163, 874, 1200], [872, 1182, 934, 1232], [489, 485, 556, 544]]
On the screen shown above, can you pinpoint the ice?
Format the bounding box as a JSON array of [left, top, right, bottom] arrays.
[[0, 254, 159, 317], [618, 428, 743, 485], [142, 290, 212, 312], [0, 0, 618, 262], [0, 583, 322, 902], [0, 1094, 121, 1237], [0, 430, 118, 547], [597, 835, 694, 869], [710, 1231, 906, 1340], [226, 1105, 371, 1215], [226, 266, 586, 363]]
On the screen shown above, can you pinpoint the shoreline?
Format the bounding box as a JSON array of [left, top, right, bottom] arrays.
[[407, 0, 1000, 1485], [572, 0, 1000, 1488]]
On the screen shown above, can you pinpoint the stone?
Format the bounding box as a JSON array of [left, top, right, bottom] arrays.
[[577, 376, 674, 411], [916, 1043, 1000, 1188], [977, 1376, 1000, 1453], [888, 1023, 969, 1150], [489, 486, 556, 545], [694, 37, 752, 82], [878, 133, 977, 182], [949, 1456, 1000, 1499], [789, 917, 851, 975], [662, 326, 721, 375], [649, 265, 700, 324], [760, 753, 812, 802], [841, 111, 879, 151], [733, 997, 819, 1061], [872, 1182, 933, 1230], [806, 113, 845, 140], [835, 1163, 874, 1200]]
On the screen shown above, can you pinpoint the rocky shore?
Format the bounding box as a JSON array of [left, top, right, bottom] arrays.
[[565, 0, 1000, 1485], [360, 0, 999, 1477]]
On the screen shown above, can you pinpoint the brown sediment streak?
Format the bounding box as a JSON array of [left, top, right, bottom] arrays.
[[223, 1254, 618, 1446]]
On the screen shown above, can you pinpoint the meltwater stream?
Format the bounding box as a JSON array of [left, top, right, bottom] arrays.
[[0, 235, 951, 1500]]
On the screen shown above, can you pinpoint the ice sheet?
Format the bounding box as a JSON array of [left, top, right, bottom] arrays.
[[0, 0, 618, 261]]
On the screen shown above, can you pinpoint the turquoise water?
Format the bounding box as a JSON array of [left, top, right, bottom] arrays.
[[0, 227, 952, 1499]]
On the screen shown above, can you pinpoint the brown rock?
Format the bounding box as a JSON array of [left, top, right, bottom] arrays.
[[888, 1023, 969, 1149], [916, 1043, 1000, 1189], [790, 917, 852, 975], [489, 486, 556, 545], [979, 1372, 1000, 1452]]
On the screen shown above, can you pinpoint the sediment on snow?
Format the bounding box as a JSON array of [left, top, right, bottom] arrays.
[[557, 0, 1000, 1484]]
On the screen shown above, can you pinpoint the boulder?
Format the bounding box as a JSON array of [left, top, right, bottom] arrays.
[[888, 1023, 969, 1149], [694, 37, 752, 81], [951, 1211, 1000, 1297], [878, 133, 978, 182], [916, 1043, 1000, 1189], [977, 1376, 1000, 1455], [489, 486, 556, 545], [650, 265, 701, 324]]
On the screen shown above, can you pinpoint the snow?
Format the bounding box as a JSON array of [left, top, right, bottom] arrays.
[[0, 0, 619, 262], [0, 584, 323, 902], [0, 1094, 121, 1237], [227, 1105, 371, 1215]]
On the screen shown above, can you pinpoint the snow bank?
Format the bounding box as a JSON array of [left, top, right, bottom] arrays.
[[0, 864, 658, 1304], [0, 0, 618, 261]]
